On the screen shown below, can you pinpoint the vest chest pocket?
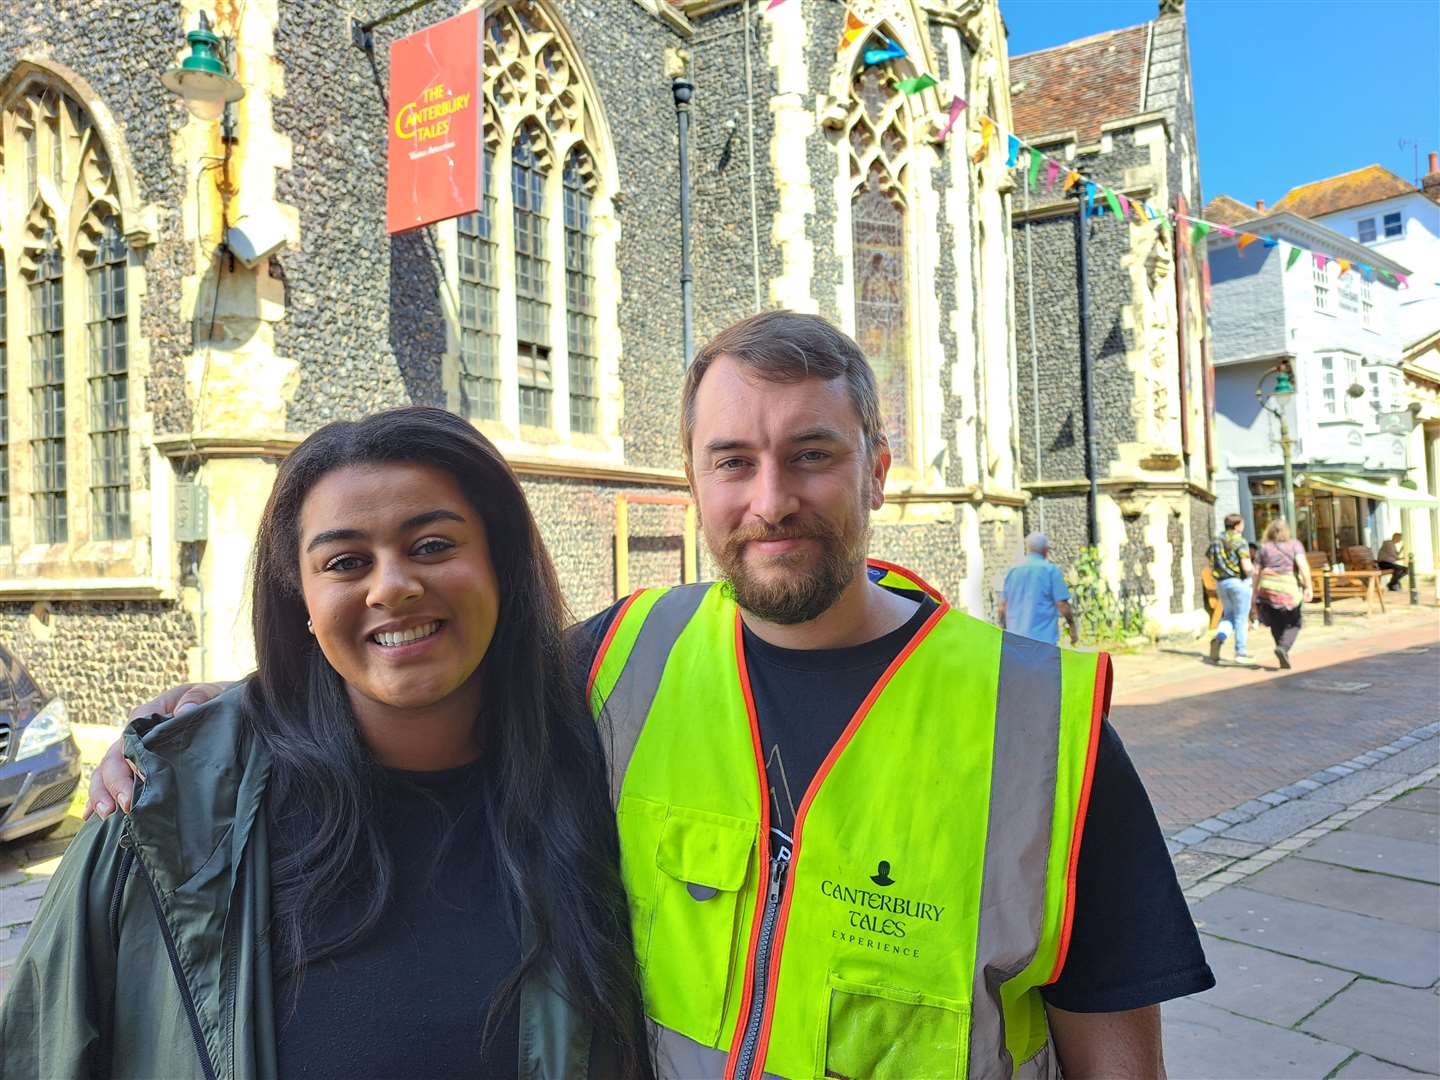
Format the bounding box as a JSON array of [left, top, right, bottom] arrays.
[[639, 803, 756, 1045], [820, 976, 970, 1080]]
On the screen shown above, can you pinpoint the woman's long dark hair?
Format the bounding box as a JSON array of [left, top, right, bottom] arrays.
[[246, 407, 647, 1073]]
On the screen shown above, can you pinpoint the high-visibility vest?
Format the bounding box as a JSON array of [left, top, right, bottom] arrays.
[[588, 560, 1110, 1080]]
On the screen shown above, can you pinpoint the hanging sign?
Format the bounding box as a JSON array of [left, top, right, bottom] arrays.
[[386, 9, 482, 234]]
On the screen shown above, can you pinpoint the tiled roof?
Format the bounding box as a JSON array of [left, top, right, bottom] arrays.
[[1274, 165, 1417, 218], [1010, 24, 1150, 144], [1204, 195, 1261, 228]]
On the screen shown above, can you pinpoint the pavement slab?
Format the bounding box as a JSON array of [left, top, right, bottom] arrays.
[[1173, 849, 1236, 887], [1193, 837, 1267, 859], [1191, 933, 1354, 1027], [1300, 830, 1440, 885], [1162, 997, 1352, 1080], [1244, 857, 1440, 932], [1389, 786, 1440, 815], [1219, 798, 1344, 844], [1333, 1054, 1432, 1078], [1344, 806, 1440, 844], [1188, 887, 1440, 987], [1301, 980, 1440, 1076], [1307, 768, 1409, 806], [1380, 741, 1440, 777]]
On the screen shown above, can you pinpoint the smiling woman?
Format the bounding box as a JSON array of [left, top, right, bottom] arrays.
[[0, 408, 650, 1079]]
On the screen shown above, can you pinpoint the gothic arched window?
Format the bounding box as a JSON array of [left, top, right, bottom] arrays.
[[563, 149, 597, 434], [845, 58, 912, 465], [86, 213, 129, 539], [28, 224, 65, 542], [457, 144, 499, 420], [511, 125, 552, 428]]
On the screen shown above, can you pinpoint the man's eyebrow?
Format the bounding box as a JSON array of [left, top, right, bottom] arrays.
[[787, 426, 847, 445], [304, 509, 466, 552]]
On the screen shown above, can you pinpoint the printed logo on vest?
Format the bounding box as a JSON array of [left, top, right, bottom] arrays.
[[867, 564, 886, 583], [821, 863, 945, 960]]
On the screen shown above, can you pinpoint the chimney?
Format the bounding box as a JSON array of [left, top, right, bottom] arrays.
[[1255, 198, 1266, 211], [1425, 151, 1440, 199], [1430, 151, 1438, 174]]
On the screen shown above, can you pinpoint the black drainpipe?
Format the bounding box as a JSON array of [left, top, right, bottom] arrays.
[[1073, 188, 1099, 546], [673, 78, 696, 367]]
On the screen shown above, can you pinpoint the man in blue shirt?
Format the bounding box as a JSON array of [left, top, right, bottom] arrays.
[[998, 533, 1078, 645]]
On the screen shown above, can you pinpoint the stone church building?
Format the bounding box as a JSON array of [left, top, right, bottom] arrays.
[[1009, 0, 1215, 633], [0, 0, 1025, 724]]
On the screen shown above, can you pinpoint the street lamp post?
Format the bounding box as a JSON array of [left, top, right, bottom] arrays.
[[1256, 362, 1298, 528]]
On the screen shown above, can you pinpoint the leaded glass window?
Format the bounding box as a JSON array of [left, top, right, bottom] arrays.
[[564, 151, 598, 434], [87, 215, 130, 540], [852, 167, 909, 463], [29, 230, 65, 543], [458, 148, 500, 420], [0, 256, 8, 546], [845, 55, 911, 464], [513, 127, 551, 428]]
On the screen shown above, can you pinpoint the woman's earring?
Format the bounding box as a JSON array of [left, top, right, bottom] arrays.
[[306, 619, 314, 634]]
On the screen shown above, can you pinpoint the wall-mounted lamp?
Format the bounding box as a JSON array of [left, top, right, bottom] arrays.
[[162, 12, 244, 126]]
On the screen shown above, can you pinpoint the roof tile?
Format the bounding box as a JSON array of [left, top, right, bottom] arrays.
[[1275, 165, 1417, 218], [1010, 24, 1151, 144]]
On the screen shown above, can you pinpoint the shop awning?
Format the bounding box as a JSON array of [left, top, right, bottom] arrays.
[[1306, 474, 1440, 510]]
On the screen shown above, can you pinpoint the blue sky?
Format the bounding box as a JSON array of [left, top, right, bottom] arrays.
[[1003, 0, 1440, 208]]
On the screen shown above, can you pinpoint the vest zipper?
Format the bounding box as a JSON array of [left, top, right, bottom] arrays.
[[133, 841, 219, 1080], [731, 841, 791, 1080]]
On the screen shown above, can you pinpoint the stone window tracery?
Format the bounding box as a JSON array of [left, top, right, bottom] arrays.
[[4, 74, 136, 552], [845, 57, 913, 465], [476, 0, 616, 444], [457, 144, 500, 420]]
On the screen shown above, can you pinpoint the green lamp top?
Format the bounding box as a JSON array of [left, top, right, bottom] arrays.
[[179, 18, 228, 78]]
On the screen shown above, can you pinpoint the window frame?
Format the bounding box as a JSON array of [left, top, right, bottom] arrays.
[[1357, 217, 1376, 243], [1382, 211, 1402, 238]]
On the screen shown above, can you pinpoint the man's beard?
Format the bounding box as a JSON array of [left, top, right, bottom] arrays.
[[716, 512, 870, 625]]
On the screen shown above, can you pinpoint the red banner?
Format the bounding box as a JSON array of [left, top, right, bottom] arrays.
[[386, 9, 482, 234]]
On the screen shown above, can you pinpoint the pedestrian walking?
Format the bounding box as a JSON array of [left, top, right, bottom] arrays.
[[1252, 518, 1313, 670], [998, 532, 1080, 644], [84, 312, 1213, 1078], [1376, 532, 1406, 591], [1207, 513, 1255, 663]]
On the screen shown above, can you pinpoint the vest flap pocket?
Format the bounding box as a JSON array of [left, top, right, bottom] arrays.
[[822, 976, 970, 1080], [655, 806, 754, 892]]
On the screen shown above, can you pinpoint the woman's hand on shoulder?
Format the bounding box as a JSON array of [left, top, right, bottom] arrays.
[[82, 681, 235, 819]]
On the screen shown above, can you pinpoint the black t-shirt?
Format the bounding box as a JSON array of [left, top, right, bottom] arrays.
[[579, 590, 1215, 1013], [273, 760, 521, 1078]]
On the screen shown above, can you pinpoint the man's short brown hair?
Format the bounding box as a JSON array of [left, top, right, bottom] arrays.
[[1224, 513, 1244, 531], [680, 310, 886, 464]]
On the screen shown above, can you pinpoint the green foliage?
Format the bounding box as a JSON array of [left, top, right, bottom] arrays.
[[1067, 546, 1149, 645]]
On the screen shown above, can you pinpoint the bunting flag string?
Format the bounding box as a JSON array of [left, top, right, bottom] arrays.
[[785, 2, 1409, 289]]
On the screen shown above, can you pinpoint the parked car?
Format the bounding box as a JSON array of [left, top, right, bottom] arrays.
[[0, 644, 81, 843]]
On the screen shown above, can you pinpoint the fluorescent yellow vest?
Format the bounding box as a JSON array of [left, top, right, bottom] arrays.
[[589, 561, 1109, 1079]]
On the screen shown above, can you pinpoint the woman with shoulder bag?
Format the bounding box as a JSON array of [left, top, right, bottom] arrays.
[[0, 408, 651, 1079], [1251, 518, 1313, 670]]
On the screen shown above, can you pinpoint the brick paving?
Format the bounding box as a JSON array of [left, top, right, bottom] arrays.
[[1108, 605, 1440, 832]]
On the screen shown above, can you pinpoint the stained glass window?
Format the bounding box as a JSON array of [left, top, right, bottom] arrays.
[[852, 167, 909, 464], [513, 127, 551, 428], [458, 148, 500, 420], [29, 229, 66, 543], [87, 215, 130, 540], [563, 151, 598, 434]]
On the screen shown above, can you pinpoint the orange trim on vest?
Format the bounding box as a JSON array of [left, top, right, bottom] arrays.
[[723, 610, 776, 1080], [866, 557, 946, 602], [585, 589, 646, 702], [743, 599, 952, 1075], [1047, 650, 1111, 984]]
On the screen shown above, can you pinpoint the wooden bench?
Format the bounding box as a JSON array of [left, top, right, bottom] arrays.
[[1308, 563, 1387, 615]]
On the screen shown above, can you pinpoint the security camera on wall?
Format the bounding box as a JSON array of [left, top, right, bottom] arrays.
[[225, 210, 289, 268]]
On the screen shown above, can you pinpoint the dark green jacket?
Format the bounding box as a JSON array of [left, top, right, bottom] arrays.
[[0, 686, 610, 1079]]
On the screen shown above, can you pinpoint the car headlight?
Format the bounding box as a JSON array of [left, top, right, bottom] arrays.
[[15, 698, 71, 760]]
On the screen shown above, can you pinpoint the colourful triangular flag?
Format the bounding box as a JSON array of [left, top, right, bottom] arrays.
[[1005, 134, 1020, 168], [1315, 253, 1328, 270], [1336, 258, 1352, 275], [1027, 148, 1042, 191], [1378, 269, 1396, 285], [1084, 181, 1097, 213], [1191, 220, 1210, 245], [1217, 226, 1235, 239], [972, 116, 995, 163], [1285, 246, 1303, 270], [838, 9, 867, 51], [1104, 188, 1124, 219], [766, 0, 786, 10], [1397, 273, 1410, 288], [1117, 193, 1132, 218], [1063, 170, 1081, 193], [863, 38, 906, 65], [1358, 263, 1373, 279], [936, 96, 966, 142], [1237, 233, 1259, 253], [1044, 158, 1060, 193], [1263, 235, 1278, 248], [1143, 202, 1158, 220], [894, 73, 937, 95]]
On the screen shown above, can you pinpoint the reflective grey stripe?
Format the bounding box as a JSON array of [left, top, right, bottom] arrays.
[[599, 583, 712, 806], [966, 632, 1064, 1077], [651, 1022, 782, 1080], [1013, 1043, 1060, 1080]]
